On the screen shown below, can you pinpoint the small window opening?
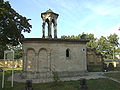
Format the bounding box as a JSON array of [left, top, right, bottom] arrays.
[[66, 49, 69, 57], [66, 49, 71, 59]]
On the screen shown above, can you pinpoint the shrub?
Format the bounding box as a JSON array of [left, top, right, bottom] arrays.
[[108, 63, 114, 71], [87, 65, 102, 72]]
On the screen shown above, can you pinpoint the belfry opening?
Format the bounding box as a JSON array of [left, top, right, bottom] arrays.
[[41, 9, 59, 38]]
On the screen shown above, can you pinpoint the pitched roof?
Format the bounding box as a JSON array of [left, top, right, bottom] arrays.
[[41, 9, 59, 16]]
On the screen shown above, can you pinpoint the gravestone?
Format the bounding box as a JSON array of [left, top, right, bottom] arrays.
[[25, 80, 33, 90], [80, 78, 88, 90]]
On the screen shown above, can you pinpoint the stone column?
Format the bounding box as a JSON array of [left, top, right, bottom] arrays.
[[35, 53, 38, 72], [53, 19, 57, 38], [48, 22, 52, 38], [42, 21, 45, 38], [54, 24, 57, 38], [47, 51, 51, 71], [23, 53, 27, 71]]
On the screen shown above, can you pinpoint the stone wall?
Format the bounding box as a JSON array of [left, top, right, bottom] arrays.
[[22, 39, 88, 79], [86, 49, 103, 65]]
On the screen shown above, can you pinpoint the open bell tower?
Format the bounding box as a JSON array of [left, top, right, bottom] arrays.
[[41, 9, 59, 38]]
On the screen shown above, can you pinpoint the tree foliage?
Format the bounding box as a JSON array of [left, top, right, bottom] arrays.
[[0, 45, 8, 59], [0, 0, 32, 46], [7, 44, 23, 59], [107, 34, 119, 47], [61, 33, 119, 59], [97, 36, 113, 58], [0, 0, 32, 58]]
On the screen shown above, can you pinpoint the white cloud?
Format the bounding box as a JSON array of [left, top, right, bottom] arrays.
[[84, 0, 120, 16], [93, 24, 120, 43]]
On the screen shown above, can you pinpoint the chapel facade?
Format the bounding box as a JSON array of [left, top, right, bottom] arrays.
[[22, 9, 89, 81]]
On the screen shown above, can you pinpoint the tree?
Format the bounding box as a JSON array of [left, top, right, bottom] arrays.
[[107, 34, 119, 47], [0, 0, 32, 46], [0, 0, 32, 58], [61, 33, 97, 49], [85, 33, 97, 49], [61, 33, 119, 59], [0, 45, 8, 59], [61, 33, 83, 39], [97, 36, 112, 58], [93, 34, 119, 59], [107, 34, 119, 59], [7, 44, 23, 59]]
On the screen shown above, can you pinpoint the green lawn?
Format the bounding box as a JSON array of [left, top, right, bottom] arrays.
[[33, 79, 120, 90], [114, 67, 120, 71], [0, 71, 120, 90], [104, 72, 120, 81]]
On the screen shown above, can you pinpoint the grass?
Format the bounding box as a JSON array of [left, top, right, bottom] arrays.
[[33, 79, 120, 90], [104, 72, 120, 81], [0, 70, 24, 90], [0, 70, 120, 90], [114, 67, 120, 71]]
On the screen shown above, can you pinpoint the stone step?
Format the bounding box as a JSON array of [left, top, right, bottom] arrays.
[[21, 71, 53, 79]]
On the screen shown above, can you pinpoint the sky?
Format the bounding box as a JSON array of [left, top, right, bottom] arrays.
[[8, 0, 120, 41]]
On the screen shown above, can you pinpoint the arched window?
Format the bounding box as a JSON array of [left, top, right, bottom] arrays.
[[66, 48, 71, 59]]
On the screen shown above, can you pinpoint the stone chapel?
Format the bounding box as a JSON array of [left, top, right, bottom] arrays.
[[22, 9, 89, 81]]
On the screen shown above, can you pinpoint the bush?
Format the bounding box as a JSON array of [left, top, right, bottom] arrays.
[[108, 63, 114, 71], [102, 63, 108, 72], [87, 65, 103, 72]]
